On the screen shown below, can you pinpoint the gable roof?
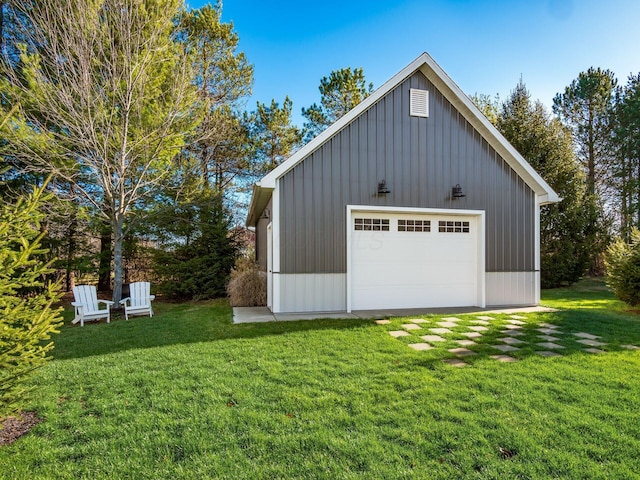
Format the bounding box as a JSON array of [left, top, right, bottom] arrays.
[[247, 52, 559, 226]]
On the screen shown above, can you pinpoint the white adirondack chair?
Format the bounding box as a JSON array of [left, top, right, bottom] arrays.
[[72, 285, 114, 326], [119, 282, 155, 320]]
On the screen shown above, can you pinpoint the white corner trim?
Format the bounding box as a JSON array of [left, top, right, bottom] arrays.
[[534, 194, 541, 271], [272, 181, 280, 274]]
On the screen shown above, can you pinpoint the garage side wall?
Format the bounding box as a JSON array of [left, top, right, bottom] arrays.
[[254, 197, 272, 272], [277, 71, 536, 311]]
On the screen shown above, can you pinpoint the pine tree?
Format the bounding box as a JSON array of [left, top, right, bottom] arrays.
[[0, 180, 62, 417], [553, 68, 617, 272], [498, 81, 589, 286], [302, 67, 373, 141], [247, 96, 303, 173]]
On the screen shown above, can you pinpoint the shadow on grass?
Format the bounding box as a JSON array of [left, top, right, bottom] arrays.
[[53, 300, 374, 360], [54, 279, 640, 363]]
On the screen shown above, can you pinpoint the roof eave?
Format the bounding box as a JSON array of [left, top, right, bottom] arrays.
[[245, 183, 274, 227]]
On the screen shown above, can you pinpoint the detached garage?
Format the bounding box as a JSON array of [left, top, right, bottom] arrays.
[[247, 52, 558, 314]]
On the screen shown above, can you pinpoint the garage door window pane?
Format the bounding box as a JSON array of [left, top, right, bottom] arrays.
[[354, 218, 389, 231], [438, 220, 470, 233], [398, 219, 431, 232]]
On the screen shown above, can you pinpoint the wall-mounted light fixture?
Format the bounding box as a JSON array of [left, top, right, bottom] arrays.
[[452, 184, 466, 198], [377, 180, 390, 195], [260, 208, 271, 220]]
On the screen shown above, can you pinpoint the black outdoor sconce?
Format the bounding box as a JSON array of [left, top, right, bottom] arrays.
[[377, 180, 390, 195], [452, 184, 466, 198]]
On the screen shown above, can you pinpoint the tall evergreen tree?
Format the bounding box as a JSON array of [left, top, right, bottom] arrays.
[[248, 96, 303, 173], [177, 2, 253, 198], [553, 68, 617, 272], [302, 67, 373, 141], [612, 73, 640, 240], [496, 81, 589, 286]]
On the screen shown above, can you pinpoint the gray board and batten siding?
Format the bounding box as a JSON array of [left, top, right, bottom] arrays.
[[278, 70, 535, 275]]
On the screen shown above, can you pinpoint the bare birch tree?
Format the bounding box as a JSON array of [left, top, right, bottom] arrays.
[[1, 0, 200, 303]]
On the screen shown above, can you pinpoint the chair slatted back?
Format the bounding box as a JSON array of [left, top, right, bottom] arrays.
[[73, 285, 99, 311], [130, 282, 150, 307]]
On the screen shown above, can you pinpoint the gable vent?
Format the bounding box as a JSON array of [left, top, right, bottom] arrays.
[[410, 88, 429, 118]]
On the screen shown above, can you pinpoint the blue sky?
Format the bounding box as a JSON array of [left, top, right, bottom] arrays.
[[188, 0, 640, 126]]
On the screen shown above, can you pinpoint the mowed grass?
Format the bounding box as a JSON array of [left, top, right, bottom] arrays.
[[2, 280, 640, 479]]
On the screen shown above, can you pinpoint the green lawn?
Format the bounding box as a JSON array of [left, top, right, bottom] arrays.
[[2, 279, 640, 479]]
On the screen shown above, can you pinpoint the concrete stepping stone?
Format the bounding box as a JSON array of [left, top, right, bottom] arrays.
[[430, 328, 453, 334], [401, 323, 422, 330], [574, 332, 600, 340], [442, 358, 468, 367], [622, 344, 640, 350], [498, 337, 525, 345], [389, 330, 411, 338], [442, 317, 462, 322], [537, 335, 561, 342], [468, 326, 488, 332], [491, 344, 520, 352], [537, 342, 564, 349], [539, 323, 558, 328], [510, 315, 527, 320], [507, 319, 526, 325], [437, 321, 458, 328], [455, 339, 477, 346], [501, 330, 524, 336], [537, 328, 561, 335], [448, 347, 477, 357], [476, 316, 495, 321], [408, 343, 433, 351], [537, 351, 563, 357], [576, 339, 606, 347], [409, 318, 429, 324], [421, 335, 446, 342], [375, 319, 391, 325], [584, 347, 605, 354], [460, 332, 483, 338], [504, 325, 523, 330], [471, 320, 490, 325], [491, 355, 518, 363]]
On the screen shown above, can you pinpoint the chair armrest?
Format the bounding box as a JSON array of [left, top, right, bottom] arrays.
[[71, 301, 82, 307], [149, 295, 155, 301], [119, 297, 130, 306], [97, 299, 114, 307]]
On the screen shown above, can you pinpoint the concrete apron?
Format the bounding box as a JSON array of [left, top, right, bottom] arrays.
[[232, 305, 556, 324]]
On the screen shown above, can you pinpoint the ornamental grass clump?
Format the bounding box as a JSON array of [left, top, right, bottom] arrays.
[[0, 183, 62, 417], [605, 229, 640, 306], [227, 257, 266, 307]]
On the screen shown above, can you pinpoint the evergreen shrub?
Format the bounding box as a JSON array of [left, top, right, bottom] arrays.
[[605, 229, 640, 306]]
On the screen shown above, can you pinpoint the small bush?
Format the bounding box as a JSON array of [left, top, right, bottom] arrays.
[[227, 258, 266, 307], [605, 229, 640, 306], [1, 183, 63, 417]]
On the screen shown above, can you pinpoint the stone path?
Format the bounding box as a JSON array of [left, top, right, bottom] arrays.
[[380, 314, 640, 367]]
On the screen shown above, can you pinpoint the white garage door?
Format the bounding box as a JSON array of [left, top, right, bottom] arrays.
[[350, 211, 480, 310]]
